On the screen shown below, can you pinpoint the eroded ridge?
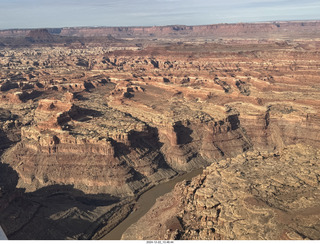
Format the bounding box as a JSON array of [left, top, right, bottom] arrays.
[[0, 30, 320, 239], [122, 144, 320, 240]]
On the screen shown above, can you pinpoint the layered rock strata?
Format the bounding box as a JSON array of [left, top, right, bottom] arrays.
[[122, 144, 320, 240], [2, 97, 176, 195], [0, 35, 320, 240], [1, 21, 320, 40]]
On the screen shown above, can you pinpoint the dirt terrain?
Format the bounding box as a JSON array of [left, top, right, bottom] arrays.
[[0, 21, 320, 240]]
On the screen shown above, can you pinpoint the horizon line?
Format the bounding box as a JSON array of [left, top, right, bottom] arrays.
[[1, 19, 320, 32]]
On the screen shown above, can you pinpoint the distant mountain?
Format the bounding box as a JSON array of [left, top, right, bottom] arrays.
[[0, 20, 320, 40], [26, 29, 54, 43]]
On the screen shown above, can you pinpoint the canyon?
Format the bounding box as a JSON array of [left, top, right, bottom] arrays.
[[0, 21, 320, 240], [1, 21, 320, 39], [123, 144, 320, 240]]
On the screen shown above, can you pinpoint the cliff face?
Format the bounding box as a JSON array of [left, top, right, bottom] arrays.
[[1, 39, 320, 196], [60, 21, 320, 39], [0, 32, 320, 239], [2, 97, 176, 195], [26, 29, 54, 42], [1, 21, 320, 40], [122, 144, 320, 240]]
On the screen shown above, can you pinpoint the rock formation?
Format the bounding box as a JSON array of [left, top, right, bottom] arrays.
[[1, 21, 320, 40], [26, 29, 54, 43], [122, 144, 320, 240], [0, 21, 320, 240], [2, 95, 176, 195]]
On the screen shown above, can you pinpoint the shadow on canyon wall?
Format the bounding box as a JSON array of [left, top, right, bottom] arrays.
[[0, 162, 120, 240], [0, 162, 19, 194], [174, 122, 193, 145]]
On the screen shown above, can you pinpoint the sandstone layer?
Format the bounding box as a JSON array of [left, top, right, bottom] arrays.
[[122, 144, 320, 240], [0, 22, 319, 240], [1, 21, 320, 40]]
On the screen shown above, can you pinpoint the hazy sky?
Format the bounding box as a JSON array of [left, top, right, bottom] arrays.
[[0, 0, 319, 29]]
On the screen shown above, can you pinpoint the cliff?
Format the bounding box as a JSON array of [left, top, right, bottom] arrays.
[[2, 97, 176, 195], [1, 21, 320, 40], [0, 31, 320, 239], [122, 144, 320, 240]]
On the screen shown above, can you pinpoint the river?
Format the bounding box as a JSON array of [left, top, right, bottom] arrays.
[[101, 167, 203, 240]]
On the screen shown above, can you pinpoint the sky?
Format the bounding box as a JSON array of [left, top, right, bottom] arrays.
[[0, 0, 320, 29]]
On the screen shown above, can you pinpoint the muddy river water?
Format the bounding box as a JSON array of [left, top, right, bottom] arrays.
[[102, 168, 203, 240]]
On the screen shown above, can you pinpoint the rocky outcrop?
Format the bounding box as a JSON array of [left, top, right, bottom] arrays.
[[2, 97, 176, 196], [122, 144, 320, 240], [227, 102, 320, 151], [0, 29, 320, 240], [157, 114, 250, 171], [2, 21, 320, 40], [26, 29, 54, 43], [2, 38, 320, 197]]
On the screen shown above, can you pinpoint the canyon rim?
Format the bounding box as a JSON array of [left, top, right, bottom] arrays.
[[0, 21, 320, 240]]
